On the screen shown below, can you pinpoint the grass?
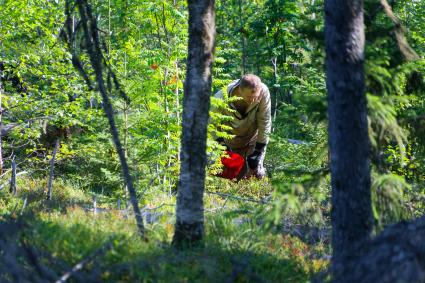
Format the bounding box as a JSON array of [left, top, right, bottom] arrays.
[[0, 177, 91, 215], [0, 176, 329, 282], [26, 209, 324, 282]]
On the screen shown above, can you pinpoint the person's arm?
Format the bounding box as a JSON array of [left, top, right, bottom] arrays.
[[256, 85, 272, 146], [247, 86, 271, 169]]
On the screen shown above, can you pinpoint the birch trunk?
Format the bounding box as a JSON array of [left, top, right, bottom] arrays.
[[173, 0, 215, 246]]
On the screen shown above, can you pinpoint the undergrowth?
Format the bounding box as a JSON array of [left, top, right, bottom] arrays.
[[0, 177, 328, 282]]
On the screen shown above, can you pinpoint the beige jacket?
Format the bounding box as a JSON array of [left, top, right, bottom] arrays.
[[213, 79, 272, 150]]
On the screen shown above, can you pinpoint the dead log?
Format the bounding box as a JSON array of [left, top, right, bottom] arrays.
[[332, 216, 425, 283]]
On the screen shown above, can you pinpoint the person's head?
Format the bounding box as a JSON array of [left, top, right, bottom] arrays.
[[238, 74, 262, 103]]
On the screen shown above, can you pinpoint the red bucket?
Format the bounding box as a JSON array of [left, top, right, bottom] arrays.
[[218, 150, 245, 180]]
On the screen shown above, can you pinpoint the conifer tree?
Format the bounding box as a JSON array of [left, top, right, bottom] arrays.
[[324, 0, 373, 274]]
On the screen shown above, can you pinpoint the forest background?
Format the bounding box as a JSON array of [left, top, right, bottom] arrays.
[[0, 0, 424, 282]]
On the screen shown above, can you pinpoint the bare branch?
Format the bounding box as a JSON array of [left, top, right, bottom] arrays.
[[380, 0, 420, 61], [71, 0, 145, 239], [0, 171, 28, 191], [205, 190, 270, 204], [55, 240, 114, 283]]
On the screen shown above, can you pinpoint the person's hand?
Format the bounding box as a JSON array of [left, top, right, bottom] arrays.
[[247, 150, 261, 169], [247, 143, 266, 169]]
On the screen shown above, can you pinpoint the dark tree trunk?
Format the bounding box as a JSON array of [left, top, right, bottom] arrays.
[[324, 0, 373, 275], [173, 0, 215, 247], [332, 216, 425, 283], [0, 64, 3, 175], [73, 0, 145, 239]]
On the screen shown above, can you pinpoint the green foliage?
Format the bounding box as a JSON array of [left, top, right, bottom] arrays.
[[0, 180, 326, 282], [0, 177, 90, 216], [25, 208, 318, 282], [1, 0, 424, 281], [371, 173, 413, 229], [263, 172, 329, 229]]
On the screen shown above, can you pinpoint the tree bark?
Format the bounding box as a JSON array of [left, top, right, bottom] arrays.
[[74, 0, 145, 239], [0, 37, 4, 174], [238, 0, 246, 75], [175, 60, 181, 163], [271, 57, 278, 132], [47, 139, 60, 200], [173, 0, 215, 247], [324, 0, 373, 274], [332, 216, 425, 283], [0, 65, 3, 175], [10, 156, 16, 196]]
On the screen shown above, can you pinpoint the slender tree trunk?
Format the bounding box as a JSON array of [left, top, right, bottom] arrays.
[[238, 0, 246, 75], [255, 39, 261, 75], [271, 57, 278, 132], [0, 75, 3, 176], [173, 0, 215, 247], [175, 60, 181, 163], [75, 0, 145, 239], [123, 54, 129, 160], [325, 0, 373, 276], [47, 139, 60, 200], [0, 37, 3, 175], [10, 156, 16, 196]]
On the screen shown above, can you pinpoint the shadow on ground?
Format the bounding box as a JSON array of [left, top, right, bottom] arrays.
[[0, 211, 313, 283]]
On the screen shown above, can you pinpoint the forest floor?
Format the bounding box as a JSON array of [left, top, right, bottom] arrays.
[[0, 176, 330, 282]]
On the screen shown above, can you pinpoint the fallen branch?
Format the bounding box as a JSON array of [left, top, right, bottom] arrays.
[[0, 116, 53, 137], [21, 241, 58, 282], [0, 171, 29, 191], [205, 190, 270, 204], [380, 0, 419, 61], [55, 240, 114, 283], [204, 207, 253, 214], [142, 203, 175, 212]]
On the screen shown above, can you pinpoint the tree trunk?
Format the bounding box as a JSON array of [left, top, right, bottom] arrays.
[[175, 60, 181, 163], [271, 56, 278, 132], [10, 156, 16, 196], [173, 0, 215, 247], [332, 216, 425, 283], [324, 0, 373, 275], [0, 56, 3, 175], [74, 0, 145, 239], [0, 85, 3, 176], [238, 0, 246, 75], [47, 139, 60, 200]]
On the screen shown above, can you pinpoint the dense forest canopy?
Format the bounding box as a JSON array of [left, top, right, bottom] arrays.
[[0, 0, 424, 281]]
